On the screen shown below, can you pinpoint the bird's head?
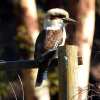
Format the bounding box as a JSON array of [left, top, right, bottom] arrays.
[[43, 8, 76, 31]]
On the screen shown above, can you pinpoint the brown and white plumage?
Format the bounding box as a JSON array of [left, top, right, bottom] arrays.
[[34, 8, 76, 86]]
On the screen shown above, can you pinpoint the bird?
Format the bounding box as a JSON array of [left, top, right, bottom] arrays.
[[34, 8, 76, 86]]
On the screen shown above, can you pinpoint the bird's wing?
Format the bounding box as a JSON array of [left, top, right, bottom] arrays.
[[34, 30, 46, 59]]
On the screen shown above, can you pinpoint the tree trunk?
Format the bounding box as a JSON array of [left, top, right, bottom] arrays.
[[20, 0, 39, 100], [20, 0, 50, 100], [67, 0, 95, 99], [76, 0, 95, 99]]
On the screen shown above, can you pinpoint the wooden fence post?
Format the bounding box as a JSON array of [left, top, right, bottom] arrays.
[[58, 45, 78, 100], [66, 45, 78, 100]]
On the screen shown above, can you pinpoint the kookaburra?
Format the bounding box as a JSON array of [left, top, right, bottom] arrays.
[[34, 8, 76, 86]]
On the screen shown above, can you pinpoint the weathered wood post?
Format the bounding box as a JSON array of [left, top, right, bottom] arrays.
[[66, 45, 78, 100], [58, 45, 78, 100]]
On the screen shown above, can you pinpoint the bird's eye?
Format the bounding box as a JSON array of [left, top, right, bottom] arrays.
[[62, 18, 68, 23]]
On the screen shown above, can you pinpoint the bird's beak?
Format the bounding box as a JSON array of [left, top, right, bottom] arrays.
[[62, 18, 77, 23]]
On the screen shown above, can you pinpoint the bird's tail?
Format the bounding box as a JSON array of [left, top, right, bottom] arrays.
[[35, 68, 48, 86]]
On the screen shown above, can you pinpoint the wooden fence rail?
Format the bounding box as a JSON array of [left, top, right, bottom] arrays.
[[0, 59, 38, 70]]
